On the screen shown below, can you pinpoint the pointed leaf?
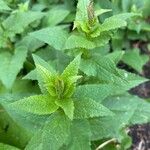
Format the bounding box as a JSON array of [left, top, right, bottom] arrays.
[[0, 46, 28, 89], [65, 34, 95, 49], [33, 54, 56, 73], [75, 0, 91, 23], [100, 13, 138, 32], [95, 9, 111, 17], [74, 98, 113, 119], [3, 11, 45, 34], [62, 55, 81, 78], [43, 6, 70, 26], [31, 55, 56, 94], [74, 84, 115, 102], [67, 120, 91, 150], [55, 99, 74, 120], [122, 48, 149, 72], [42, 113, 71, 150], [0, 0, 11, 11], [9, 95, 58, 115], [30, 27, 69, 50]]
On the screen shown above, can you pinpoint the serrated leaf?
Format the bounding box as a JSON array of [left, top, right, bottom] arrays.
[[100, 13, 137, 32], [0, 0, 11, 11], [3, 11, 45, 34], [30, 26, 69, 50], [74, 84, 115, 102], [25, 113, 71, 150], [9, 95, 58, 115], [26, 113, 71, 150], [65, 31, 111, 50], [55, 99, 74, 120], [0, 143, 20, 150], [106, 51, 125, 64], [1, 94, 49, 133], [43, 113, 71, 150], [122, 48, 149, 72], [80, 55, 126, 84], [17, 35, 44, 52], [25, 130, 43, 150], [92, 31, 111, 47], [89, 116, 120, 141], [32, 55, 56, 93], [62, 55, 81, 78], [74, 98, 113, 119], [75, 0, 91, 23], [89, 117, 132, 150], [0, 46, 28, 89], [43, 6, 70, 26], [103, 94, 150, 125], [95, 9, 112, 17], [65, 34, 95, 50], [24, 54, 55, 80], [67, 120, 91, 150], [80, 55, 146, 90]]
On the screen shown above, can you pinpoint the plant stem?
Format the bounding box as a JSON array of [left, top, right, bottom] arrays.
[[95, 138, 117, 150]]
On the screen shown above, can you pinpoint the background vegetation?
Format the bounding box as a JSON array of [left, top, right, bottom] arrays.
[[0, 0, 150, 150]]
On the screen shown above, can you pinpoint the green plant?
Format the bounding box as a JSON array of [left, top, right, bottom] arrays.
[[0, 0, 150, 150]]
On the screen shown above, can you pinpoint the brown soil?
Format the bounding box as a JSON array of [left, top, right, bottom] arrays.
[[129, 61, 150, 150]]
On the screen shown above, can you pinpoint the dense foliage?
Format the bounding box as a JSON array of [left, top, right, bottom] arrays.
[[0, 0, 150, 149]]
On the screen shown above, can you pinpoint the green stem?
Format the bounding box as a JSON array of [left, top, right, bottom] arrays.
[[96, 138, 117, 150]]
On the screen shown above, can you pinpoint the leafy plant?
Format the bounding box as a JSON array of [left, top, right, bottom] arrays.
[[0, 0, 150, 150]]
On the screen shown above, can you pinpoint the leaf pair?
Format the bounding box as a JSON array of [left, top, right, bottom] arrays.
[[74, 0, 138, 39], [9, 55, 81, 120]]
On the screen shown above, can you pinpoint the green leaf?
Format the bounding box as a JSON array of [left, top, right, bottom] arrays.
[[80, 55, 146, 90], [43, 6, 70, 26], [89, 117, 121, 141], [42, 113, 71, 150], [26, 113, 71, 150], [95, 9, 112, 17], [36, 64, 55, 94], [0, 46, 28, 89], [67, 120, 91, 150], [9, 95, 58, 115], [55, 99, 74, 120], [74, 84, 115, 102], [74, 0, 90, 25], [0, 104, 31, 149], [90, 118, 132, 150], [74, 98, 113, 119], [65, 31, 111, 50], [80, 55, 126, 84], [62, 55, 81, 78], [24, 54, 55, 81], [17, 35, 44, 52], [30, 26, 69, 50], [0, 143, 20, 150], [0, 94, 49, 133], [122, 48, 149, 72], [25, 131, 43, 150], [65, 34, 95, 50], [106, 51, 125, 64], [103, 94, 150, 125], [0, 0, 11, 11], [100, 13, 137, 32], [32, 55, 56, 94], [3, 11, 45, 34]]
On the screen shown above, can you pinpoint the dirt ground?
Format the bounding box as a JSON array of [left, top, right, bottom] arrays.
[[129, 61, 150, 150]]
